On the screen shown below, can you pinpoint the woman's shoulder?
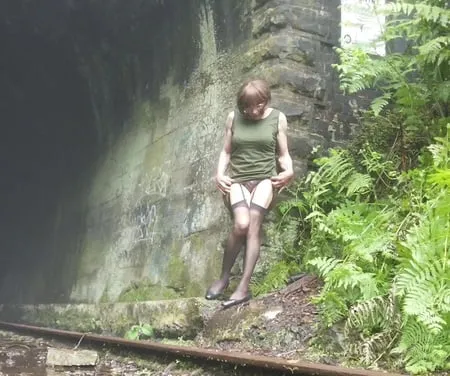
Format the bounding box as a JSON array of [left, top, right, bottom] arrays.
[[225, 110, 237, 130], [266, 107, 286, 120], [269, 108, 286, 120]]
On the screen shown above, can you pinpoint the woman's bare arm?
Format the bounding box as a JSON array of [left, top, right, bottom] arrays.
[[216, 111, 235, 193], [271, 112, 294, 189]]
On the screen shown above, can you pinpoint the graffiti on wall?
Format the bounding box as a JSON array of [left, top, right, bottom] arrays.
[[115, 202, 158, 265], [139, 167, 170, 198], [134, 202, 158, 244], [341, 0, 386, 56]]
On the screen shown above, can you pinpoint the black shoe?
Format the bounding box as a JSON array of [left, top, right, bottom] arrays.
[[205, 290, 224, 300], [221, 293, 252, 309], [205, 281, 229, 300]]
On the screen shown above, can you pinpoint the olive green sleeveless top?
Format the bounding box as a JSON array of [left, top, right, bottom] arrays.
[[229, 109, 279, 182]]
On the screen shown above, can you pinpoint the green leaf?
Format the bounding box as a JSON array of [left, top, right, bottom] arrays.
[[140, 324, 154, 337]]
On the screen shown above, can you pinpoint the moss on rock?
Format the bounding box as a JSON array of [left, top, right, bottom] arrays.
[[0, 298, 213, 340], [20, 306, 102, 333], [203, 303, 265, 344], [117, 280, 180, 302]]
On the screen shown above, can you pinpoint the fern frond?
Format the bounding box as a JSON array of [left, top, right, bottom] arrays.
[[347, 296, 387, 330], [385, 3, 450, 28], [392, 318, 450, 374], [435, 81, 450, 102], [252, 260, 300, 296], [418, 36, 450, 65], [428, 133, 450, 168], [316, 151, 353, 183], [345, 173, 373, 197], [345, 291, 401, 365], [311, 149, 375, 200], [428, 169, 450, 187], [313, 290, 348, 327], [395, 256, 450, 334], [370, 93, 392, 116], [323, 261, 380, 300], [308, 256, 341, 278], [326, 203, 396, 265]]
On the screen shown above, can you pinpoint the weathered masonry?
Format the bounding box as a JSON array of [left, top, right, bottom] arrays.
[[0, 0, 346, 304]]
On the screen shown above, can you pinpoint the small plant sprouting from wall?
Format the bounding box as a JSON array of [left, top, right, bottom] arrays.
[[125, 323, 155, 341]]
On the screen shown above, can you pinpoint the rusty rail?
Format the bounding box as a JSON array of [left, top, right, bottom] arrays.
[[0, 321, 404, 376]]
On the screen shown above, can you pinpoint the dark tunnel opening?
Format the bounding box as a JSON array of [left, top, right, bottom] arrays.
[[0, 10, 98, 302], [0, 0, 206, 303]]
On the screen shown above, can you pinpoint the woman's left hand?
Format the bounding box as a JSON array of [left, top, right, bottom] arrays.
[[271, 170, 294, 191]]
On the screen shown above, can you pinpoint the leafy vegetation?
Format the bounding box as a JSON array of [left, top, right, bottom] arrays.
[[125, 323, 155, 340], [258, 1, 450, 374]]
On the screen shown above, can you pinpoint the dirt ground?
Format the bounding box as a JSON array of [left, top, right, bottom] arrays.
[[197, 274, 332, 363]]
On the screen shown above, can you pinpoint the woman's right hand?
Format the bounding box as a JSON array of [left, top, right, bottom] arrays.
[[216, 174, 233, 194]]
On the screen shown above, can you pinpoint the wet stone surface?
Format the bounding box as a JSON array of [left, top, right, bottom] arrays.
[[0, 330, 280, 376], [0, 330, 143, 376]]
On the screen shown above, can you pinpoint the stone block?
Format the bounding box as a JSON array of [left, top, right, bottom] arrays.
[[46, 348, 98, 367], [252, 0, 340, 45], [242, 30, 316, 71]]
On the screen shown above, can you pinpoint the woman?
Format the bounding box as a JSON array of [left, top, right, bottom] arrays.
[[206, 79, 294, 308]]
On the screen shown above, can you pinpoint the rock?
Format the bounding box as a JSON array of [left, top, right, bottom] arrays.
[[263, 306, 283, 320], [46, 348, 98, 367]]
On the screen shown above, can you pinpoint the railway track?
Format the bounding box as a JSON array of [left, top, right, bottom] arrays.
[[0, 321, 403, 376]]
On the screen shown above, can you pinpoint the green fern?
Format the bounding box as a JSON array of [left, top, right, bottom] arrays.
[[308, 149, 374, 203], [311, 290, 348, 327], [435, 81, 450, 102], [396, 199, 450, 334], [334, 0, 450, 156], [308, 257, 342, 278], [345, 173, 373, 197], [252, 260, 300, 296], [370, 94, 391, 116], [385, 2, 450, 28], [428, 169, 450, 186], [345, 292, 401, 365], [396, 261, 449, 334], [309, 258, 380, 301], [272, 6, 450, 370], [392, 318, 450, 374], [418, 36, 450, 65]]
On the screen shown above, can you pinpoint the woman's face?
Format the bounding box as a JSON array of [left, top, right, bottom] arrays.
[[242, 101, 267, 120]]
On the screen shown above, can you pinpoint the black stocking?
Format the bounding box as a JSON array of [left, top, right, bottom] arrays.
[[207, 204, 248, 295], [220, 227, 246, 281], [230, 203, 266, 300]]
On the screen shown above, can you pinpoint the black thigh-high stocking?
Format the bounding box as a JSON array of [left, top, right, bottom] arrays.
[[230, 203, 266, 300], [207, 201, 249, 295], [219, 216, 247, 280]]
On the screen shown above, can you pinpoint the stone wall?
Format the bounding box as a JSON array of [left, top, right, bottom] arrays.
[[0, 0, 342, 303]]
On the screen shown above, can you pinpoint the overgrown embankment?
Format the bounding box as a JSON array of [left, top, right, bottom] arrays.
[[253, 1, 450, 374]]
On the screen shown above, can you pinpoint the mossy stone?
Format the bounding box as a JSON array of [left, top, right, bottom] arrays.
[[117, 280, 180, 302]]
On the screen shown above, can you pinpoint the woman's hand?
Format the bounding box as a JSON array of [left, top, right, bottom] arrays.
[[216, 174, 233, 194], [271, 170, 294, 192]]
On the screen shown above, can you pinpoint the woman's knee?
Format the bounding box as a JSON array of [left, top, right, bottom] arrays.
[[247, 210, 264, 235], [233, 217, 250, 235]]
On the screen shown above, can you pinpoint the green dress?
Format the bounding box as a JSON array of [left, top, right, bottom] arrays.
[[229, 109, 279, 183]]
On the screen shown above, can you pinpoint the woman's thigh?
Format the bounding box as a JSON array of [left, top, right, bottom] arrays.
[[223, 183, 251, 220], [250, 179, 274, 209], [228, 183, 251, 206]]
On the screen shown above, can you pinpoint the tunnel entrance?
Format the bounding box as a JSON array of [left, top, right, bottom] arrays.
[[0, 0, 218, 303], [0, 2, 99, 303], [0, 0, 193, 303]]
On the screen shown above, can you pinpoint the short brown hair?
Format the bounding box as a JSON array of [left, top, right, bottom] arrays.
[[236, 79, 271, 114]]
